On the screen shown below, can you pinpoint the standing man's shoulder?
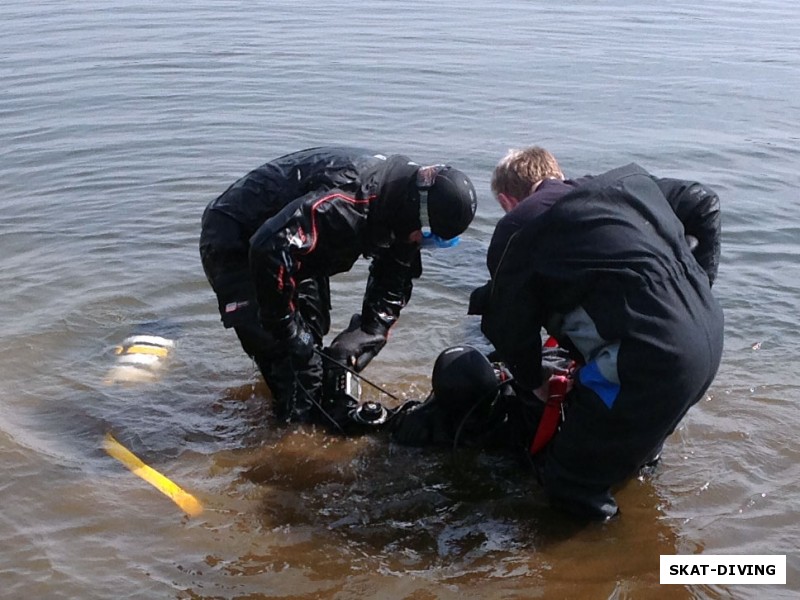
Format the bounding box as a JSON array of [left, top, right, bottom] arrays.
[[499, 178, 579, 235], [487, 179, 576, 274]]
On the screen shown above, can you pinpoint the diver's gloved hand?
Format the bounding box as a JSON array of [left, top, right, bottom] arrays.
[[506, 359, 542, 394], [273, 312, 315, 365], [327, 314, 387, 372], [506, 342, 574, 392]]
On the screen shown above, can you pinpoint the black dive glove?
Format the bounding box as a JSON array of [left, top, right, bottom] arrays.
[[327, 314, 387, 372], [272, 313, 315, 365]]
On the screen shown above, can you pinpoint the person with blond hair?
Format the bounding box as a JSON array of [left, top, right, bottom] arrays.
[[490, 146, 564, 211], [393, 146, 723, 520], [482, 146, 723, 518]]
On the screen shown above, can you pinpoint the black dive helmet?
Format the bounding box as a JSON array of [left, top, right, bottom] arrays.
[[431, 345, 511, 417], [416, 165, 477, 247]]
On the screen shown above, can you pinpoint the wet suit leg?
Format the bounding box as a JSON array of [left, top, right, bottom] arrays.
[[201, 209, 333, 422], [536, 381, 635, 520], [260, 276, 331, 423], [200, 208, 278, 369], [539, 337, 722, 520]]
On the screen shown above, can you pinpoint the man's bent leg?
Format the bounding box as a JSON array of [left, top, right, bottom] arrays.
[[538, 382, 646, 520], [263, 277, 329, 424], [263, 351, 324, 424], [539, 375, 699, 520]]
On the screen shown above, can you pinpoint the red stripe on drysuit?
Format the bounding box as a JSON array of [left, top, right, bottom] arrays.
[[280, 193, 370, 319], [298, 192, 373, 256]]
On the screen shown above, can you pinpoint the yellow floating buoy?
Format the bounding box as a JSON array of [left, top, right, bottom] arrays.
[[103, 432, 203, 517], [105, 335, 175, 384]]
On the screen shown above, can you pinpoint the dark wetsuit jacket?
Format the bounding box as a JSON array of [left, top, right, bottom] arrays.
[[480, 163, 722, 397], [200, 146, 422, 337], [474, 164, 724, 519]]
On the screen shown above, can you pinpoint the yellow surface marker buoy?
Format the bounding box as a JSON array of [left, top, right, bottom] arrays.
[[105, 335, 175, 384], [103, 433, 203, 517]]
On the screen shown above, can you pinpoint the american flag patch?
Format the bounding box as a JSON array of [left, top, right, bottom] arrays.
[[225, 300, 249, 313]]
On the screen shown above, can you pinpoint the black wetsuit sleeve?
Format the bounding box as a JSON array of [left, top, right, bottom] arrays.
[[360, 242, 421, 335], [248, 196, 310, 327], [249, 188, 369, 329], [480, 230, 546, 389], [654, 178, 721, 286]]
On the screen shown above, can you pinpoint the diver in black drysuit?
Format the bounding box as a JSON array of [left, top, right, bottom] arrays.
[[200, 146, 476, 427], [391, 163, 724, 520]]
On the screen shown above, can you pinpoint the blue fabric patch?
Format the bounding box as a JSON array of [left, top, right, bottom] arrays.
[[578, 361, 620, 409]]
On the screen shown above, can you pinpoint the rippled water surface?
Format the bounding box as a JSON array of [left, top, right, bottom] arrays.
[[2, 1, 799, 598]]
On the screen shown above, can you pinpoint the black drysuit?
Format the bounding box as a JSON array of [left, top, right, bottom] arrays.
[[200, 147, 422, 422], [476, 163, 724, 519]]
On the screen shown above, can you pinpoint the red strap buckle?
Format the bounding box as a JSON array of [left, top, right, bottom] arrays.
[[529, 373, 571, 456]]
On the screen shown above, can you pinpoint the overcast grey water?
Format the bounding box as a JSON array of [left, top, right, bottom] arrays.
[[1, 1, 799, 598]]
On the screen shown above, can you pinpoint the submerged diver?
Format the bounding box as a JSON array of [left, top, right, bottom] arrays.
[[200, 146, 477, 429], [391, 146, 724, 520]]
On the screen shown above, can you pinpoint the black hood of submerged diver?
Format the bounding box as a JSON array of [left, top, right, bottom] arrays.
[[362, 155, 421, 247], [432, 346, 502, 412]]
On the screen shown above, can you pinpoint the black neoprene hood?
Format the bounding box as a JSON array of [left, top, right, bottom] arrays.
[[427, 167, 477, 240]]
